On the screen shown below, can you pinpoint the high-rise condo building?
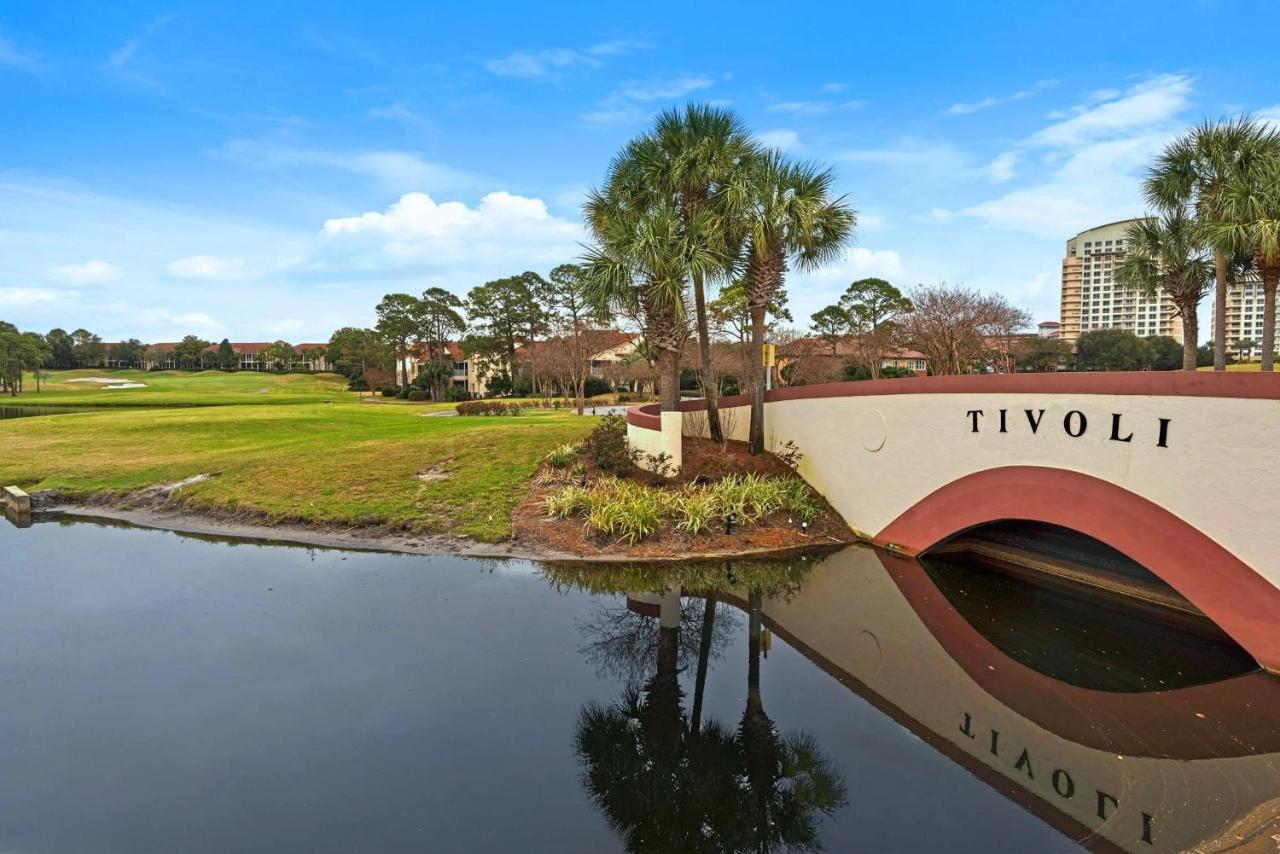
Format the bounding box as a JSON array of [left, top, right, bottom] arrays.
[[1060, 219, 1181, 346]]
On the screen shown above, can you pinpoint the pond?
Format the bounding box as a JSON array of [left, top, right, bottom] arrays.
[[1, 516, 1277, 853], [0, 405, 101, 420]]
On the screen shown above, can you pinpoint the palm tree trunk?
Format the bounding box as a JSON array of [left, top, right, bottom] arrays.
[[689, 593, 717, 738], [657, 349, 679, 412], [748, 304, 767, 454], [1214, 252, 1227, 371], [693, 270, 724, 443], [745, 588, 764, 717], [1181, 304, 1198, 371], [1263, 272, 1279, 372]]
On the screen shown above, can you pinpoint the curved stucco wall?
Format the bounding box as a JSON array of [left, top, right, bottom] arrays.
[[628, 375, 1280, 666]]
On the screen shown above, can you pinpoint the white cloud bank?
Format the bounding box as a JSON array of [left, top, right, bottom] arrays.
[[320, 190, 584, 266], [49, 259, 121, 284]]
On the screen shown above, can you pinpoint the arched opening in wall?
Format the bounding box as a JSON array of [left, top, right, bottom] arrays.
[[920, 520, 1259, 692]]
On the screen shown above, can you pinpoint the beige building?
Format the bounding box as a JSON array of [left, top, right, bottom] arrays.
[[1214, 275, 1273, 360], [1060, 219, 1180, 346]]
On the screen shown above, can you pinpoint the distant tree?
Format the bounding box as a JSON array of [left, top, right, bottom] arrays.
[[808, 306, 849, 357], [0, 328, 50, 395], [836, 277, 912, 380], [171, 335, 212, 370], [901, 284, 1031, 375], [70, 328, 105, 367], [464, 272, 551, 386], [416, 286, 467, 399], [1235, 337, 1257, 364], [1146, 335, 1184, 371], [107, 338, 146, 368], [1114, 212, 1214, 370], [261, 340, 296, 372], [1198, 340, 1216, 367], [1015, 336, 1071, 372], [375, 293, 423, 389], [327, 327, 386, 382], [1076, 329, 1152, 371], [216, 339, 237, 371], [300, 346, 327, 372], [46, 328, 75, 368]]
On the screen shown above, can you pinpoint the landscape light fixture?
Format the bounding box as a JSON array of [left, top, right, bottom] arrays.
[[726, 512, 738, 535], [800, 521, 809, 532]]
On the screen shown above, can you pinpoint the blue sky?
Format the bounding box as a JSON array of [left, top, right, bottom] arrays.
[[2, 0, 1279, 342]]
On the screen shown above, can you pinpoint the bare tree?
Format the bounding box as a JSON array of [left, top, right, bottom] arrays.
[[903, 284, 1032, 375]]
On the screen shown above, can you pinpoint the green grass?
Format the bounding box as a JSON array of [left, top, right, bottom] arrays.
[[0, 403, 594, 541], [1196, 362, 1272, 372], [7, 369, 353, 407]]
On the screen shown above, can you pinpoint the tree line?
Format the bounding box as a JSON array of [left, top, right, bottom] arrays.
[[1116, 117, 1280, 371]]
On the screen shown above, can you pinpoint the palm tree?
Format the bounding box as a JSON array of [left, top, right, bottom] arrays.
[[741, 152, 855, 453], [1144, 117, 1280, 371], [1114, 212, 1215, 371], [1203, 156, 1280, 370], [622, 105, 760, 443], [582, 178, 715, 412]]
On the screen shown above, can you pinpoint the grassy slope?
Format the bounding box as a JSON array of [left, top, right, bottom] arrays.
[[0, 404, 593, 541], [9, 369, 351, 407]]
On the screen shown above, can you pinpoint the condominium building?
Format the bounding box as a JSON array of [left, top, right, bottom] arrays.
[[1214, 275, 1273, 360], [1060, 219, 1181, 346]]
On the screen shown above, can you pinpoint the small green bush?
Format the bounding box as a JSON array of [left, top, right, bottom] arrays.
[[406, 390, 428, 402], [582, 414, 633, 472], [456, 400, 525, 416], [545, 443, 579, 469]]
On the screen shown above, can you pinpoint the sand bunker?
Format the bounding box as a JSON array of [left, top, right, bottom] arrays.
[[65, 378, 147, 389]]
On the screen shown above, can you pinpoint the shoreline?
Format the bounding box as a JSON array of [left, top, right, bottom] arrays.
[[34, 502, 854, 564]]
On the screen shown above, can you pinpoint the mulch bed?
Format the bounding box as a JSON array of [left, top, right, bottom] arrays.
[[511, 437, 856, 559]]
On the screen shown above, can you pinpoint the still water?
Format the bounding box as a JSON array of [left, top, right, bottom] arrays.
[[1, 517, 1277, 853]]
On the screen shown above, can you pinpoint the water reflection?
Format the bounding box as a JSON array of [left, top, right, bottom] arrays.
[[562, 564, 847, 852], [1, 517, 1279, 852]]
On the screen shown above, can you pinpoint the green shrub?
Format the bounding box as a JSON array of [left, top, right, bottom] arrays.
[[407, 390, 428, 402], [582, 414, 633, 472], [541, 473, 823, 544], [674, 488, 719, 535], [545, 443, 579, 469], [456, 400, 525, 416]]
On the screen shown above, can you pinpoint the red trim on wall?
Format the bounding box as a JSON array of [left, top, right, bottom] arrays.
[[876, 466, 1280, 672], [676, 371, 1280, 411], [626, 403, 661, 431], [873, 549, 1280, 759]]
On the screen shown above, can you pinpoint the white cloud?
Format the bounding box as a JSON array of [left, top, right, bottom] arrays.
[[914, 207, 955, 224], [767, 99, 864, 115], [583, 74, 717, 125], [166, 255, 247, 280], [0, 31, 38, 70], [756, 129, 801, 151], [961, 75, 1194, 238], [49, 260, 122, 284], [213, 139, 470, 191], [984, 151, 1018, 183], [1029, 74, 1192, 147], [486, 39, 649, 79], [319, 190, 584, 266], [108, 14, 174, 72], [807, 247, 906, 281], [0, 286, 63, 307], [945, 79, 1057, 116], [821, 82, 847, 94]]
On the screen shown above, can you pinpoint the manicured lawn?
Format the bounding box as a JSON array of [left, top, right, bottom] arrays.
[[7, 369, 353, 407], [0, 404, 594, 541], [1196, 362, 1273, 371]]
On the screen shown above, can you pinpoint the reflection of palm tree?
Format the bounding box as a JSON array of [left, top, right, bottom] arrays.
[[574, 586, 846, 852], [728, 587, 848, 852]]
